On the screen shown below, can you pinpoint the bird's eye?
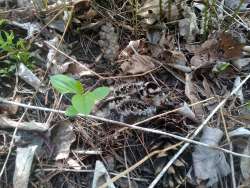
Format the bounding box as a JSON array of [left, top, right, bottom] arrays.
[[148, 10, 153, 14], [139, 89, 144, 96]]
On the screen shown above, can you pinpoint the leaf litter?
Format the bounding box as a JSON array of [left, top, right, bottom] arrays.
[[0, 0, 250, 188]]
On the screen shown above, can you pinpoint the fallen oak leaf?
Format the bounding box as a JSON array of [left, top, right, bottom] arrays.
[[217, 32, 244, 60]]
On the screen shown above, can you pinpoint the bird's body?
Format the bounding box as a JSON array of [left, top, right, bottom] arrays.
[[92, 81, 167, 123]]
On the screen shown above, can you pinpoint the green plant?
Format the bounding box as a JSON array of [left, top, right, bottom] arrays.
[[202, 0, 217, 39], [212, 62, 230, 74], [0, 30, 32, 77], [0, 31, 31, 64], [246, 100, 250, 110], [128, 0, 139, 35], [50, 74, 110, 116]]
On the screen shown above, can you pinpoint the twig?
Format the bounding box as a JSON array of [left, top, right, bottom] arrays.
[[72, 150, 102, 155], [36, 168, 148, 182], [0, 105, 28, 177], [220, 108, 236, 188], [215, 2, 250, 30], [148, 72, 250, 188], [1, 97, 250, 159], [133, 97, 214, 126]]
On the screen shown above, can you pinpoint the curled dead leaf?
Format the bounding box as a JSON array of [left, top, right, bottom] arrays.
[[120, 54, 156, 74]]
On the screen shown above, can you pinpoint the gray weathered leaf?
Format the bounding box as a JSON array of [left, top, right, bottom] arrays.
[[241, 137, 250, 179], [190, 127, 230, 186], [51, 121, 76, 160], [92, 160, 116, 188]]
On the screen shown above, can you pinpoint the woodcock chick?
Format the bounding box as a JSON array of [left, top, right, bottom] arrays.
[[92, 81, 168, 123]]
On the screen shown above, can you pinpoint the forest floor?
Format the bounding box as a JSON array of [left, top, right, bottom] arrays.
[[0, 0, 250, 187]]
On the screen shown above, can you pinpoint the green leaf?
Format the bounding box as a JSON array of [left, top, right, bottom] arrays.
[[16, 39, 26, 50], [246, 100, 250, 110], [4, 31, 14, 44], [0, 19, 7, 27], [65, 105, 78, 117], [50, 74, 84, 94], [72, 93, 95, 115], [215, 62, 230, 73], [91, 87, 110, 100]]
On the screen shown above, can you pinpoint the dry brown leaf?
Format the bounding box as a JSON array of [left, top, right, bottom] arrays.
[[0, 96, 21, 115], [190, 32, 244, 69], [73, 0, 97, 19], [190, 53, 212, 69], [162, 50, 191, 72], [166, 51, 187, 65], [120, 54, 156, 74], [217, 32, 244, 59], [161, 34, 176, 50], [18, 63, 42, 91], [202, 78, 213, 98], [67, 62, 93, 76]]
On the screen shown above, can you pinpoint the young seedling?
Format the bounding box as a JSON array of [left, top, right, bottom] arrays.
[[212, 62, 230, 74], [50, 74, 110, 116], [0, 30, 32, 77]]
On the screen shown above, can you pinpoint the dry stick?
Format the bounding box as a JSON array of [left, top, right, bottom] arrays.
[[37, 168, 147, 182], [220, 108, 236, 188], [148, 73, 250, 188], [1, 97, 250, 159], [46, 7, 74, 125], [132, 97, 213, 126], [0, 105, 28, 177], [98, 142, 184, 188], [216, 0, 248, 27], [215, 2, 250, 30]]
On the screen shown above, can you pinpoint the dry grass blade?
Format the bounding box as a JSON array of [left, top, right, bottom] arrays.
[[98, 142, 184, 188]]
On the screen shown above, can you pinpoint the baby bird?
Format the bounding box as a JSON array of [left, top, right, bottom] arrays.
[[92, 81, 168, 123]]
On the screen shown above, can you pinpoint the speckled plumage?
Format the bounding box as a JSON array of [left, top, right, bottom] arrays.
[[93, 82, 167, 123]]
